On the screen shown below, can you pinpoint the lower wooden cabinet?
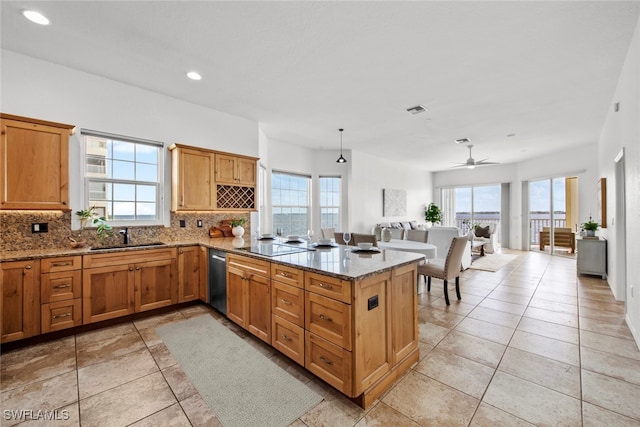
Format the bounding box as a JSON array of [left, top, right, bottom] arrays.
[[272, 315, 305, 365], [305, 331, 352, 394], [83, 248, 177, 324], [42, 299, 82, 333], [177, 246, 201, 302], [226, 254, 271, 344], [41, 255, 82, 333], [1, 260, 40, 343]]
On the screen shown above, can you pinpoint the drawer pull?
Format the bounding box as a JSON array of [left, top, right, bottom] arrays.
[[319, 314, 333, 322], [281, 334, 292, 342], [52, 262, 72, 267], [52, 312, 72, 319], [53, 284, 71, 289], [319, 356, 334, 366], [318, 283, 333, 290], [279, 272, 290, 278], [281, 299, 292, 305], [25, 265, 32, 270]]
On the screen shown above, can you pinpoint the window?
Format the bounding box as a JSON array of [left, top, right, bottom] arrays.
[[319, 176, 341, 229], [441, 184, 501, 241], [82, 129, 163, 224], [272, 171, 310, 236]]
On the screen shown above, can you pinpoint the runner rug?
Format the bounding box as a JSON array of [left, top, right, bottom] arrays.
[[156, 314, 322, 427]]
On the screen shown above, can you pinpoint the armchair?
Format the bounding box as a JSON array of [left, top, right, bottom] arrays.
[[471, 223, 497, 254]]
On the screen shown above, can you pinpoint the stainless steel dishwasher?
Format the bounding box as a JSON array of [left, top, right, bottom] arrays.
[[208, 249, 227, 315]]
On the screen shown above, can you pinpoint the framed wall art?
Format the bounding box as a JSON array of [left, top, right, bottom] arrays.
[[598, 178, 606, 228], [383, 188, 407, 216]]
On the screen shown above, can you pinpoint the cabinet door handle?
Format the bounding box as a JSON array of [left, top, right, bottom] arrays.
[[52, 313, 72, 319], [318, 283, 333, 290], [319, 314, 333, 322], [52, 262, 72, 267], [281, 299, 291, 305], [53, 284, 71, 289], [129, 267, 134, 271], [25, 265, 32, 270], [135, 267, 140, 271], [281, 334, 292, 342], [319, 356, 334, 366]]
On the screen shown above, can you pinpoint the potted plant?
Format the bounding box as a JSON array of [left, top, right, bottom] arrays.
[[425, 203, 442, 226], [230, 218, 247, 237], [581, 216, 599, 237], [76, 206, 114, 242]]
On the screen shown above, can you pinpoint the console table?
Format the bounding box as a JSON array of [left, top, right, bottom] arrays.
[[577, 237, 607, 279]]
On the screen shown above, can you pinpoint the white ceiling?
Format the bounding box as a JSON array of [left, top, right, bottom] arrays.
[[2, 1, 639, 171]]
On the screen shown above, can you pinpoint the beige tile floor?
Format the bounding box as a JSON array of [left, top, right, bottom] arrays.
[[2, 249, 640, 426]]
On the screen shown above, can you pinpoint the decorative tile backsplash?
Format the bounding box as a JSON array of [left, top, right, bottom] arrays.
[[0, 211, 250, 251]]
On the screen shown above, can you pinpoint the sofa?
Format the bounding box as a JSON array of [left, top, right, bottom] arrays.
[[427, 226, 471, 270]]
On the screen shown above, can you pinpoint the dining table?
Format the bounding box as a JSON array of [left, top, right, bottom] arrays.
[[377, 238, 437, 260]]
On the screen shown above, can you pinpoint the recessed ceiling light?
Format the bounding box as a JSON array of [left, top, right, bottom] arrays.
[[186, 71, 202, 81], [455, 138, 470, 144], [22, 9, 50, 25]]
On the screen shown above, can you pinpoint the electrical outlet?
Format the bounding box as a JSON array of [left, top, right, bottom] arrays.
[[179, 220, 186, 228], [31, 222, 49, 233], [197, 219, 203, 228]]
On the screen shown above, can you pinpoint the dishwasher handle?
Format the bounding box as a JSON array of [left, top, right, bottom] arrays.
[[211, 255, 226, 262]]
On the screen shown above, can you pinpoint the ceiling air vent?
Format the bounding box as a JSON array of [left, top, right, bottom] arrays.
[[406, 105, 427, 115], [455, 138, 470, 144]]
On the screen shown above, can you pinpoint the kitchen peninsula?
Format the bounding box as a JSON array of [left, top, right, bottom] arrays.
[[0, 238, 422, 409]]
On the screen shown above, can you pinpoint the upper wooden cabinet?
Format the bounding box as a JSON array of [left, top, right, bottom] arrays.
[[0, 113, 75, 210], [169, 144, 257, 211], [169, 144, 216, 211], [215, 153, 256, 186]]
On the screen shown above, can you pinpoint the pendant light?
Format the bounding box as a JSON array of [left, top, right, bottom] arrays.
[[336, 128, 347, 163]]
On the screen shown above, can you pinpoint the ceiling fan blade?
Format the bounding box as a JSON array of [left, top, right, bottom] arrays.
[[476, 160, 500, 165]]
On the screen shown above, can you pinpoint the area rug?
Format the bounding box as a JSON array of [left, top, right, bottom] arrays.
[[468, 253, 518, 272], [156, 315, 322, 427]]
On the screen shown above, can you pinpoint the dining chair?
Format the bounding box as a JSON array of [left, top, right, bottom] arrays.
[[321, 227, 335, 239], [352, 233, 378, 247], [334, 232, 355, 245], [417, 236, 468, 305], [388, 228, 405, 240], [406, 229, 428, 243]]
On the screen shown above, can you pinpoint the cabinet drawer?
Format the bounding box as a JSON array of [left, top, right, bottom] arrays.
[[83, 248, 176, 269], [41, 256, 82, 273], [227, 254, 269, 277], [306, 292, 351, 350], [41, 270, 81, 303], [272, 316, 304, 366], [271, 263, 304, 288], [272, 281, 304, 327], [305, 331, 352, 395], [41, 299, 82, 333], [305, 272, 351, 303]]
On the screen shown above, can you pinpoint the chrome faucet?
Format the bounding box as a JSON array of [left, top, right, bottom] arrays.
[[119, 227, 130, 245]]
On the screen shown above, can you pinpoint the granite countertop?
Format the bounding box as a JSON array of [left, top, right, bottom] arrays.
[[0, 237, 424, 281]]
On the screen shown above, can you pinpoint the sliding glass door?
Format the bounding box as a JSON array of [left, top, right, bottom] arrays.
[[441, 184, 501, 245], [529, 177, 574, 255]]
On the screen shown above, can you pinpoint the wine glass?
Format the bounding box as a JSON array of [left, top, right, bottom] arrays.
[[276, 227, 283, 241], [343, 232, 351, 246], [307, 229, 314, 242]]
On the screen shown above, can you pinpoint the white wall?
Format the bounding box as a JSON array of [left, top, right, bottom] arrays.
[[597, 14, 640, 344], [349, 150, 433, 234], [433, 145, 598, 250], [1, 50, 259, 226]]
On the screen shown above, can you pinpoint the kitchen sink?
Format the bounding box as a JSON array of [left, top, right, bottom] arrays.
[[90, 242, 167, 251]]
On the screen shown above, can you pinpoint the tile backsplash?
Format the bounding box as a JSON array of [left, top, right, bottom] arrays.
[[0, 211, 250, 251]]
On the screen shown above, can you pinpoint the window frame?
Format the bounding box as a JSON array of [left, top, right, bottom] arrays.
[[319, 175, 341, 230], [81, 129, 164, 227], [271, 170, 311, 236]]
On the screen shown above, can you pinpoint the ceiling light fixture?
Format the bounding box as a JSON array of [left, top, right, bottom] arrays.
[[186, 71, 202, 81], [22, 9, 50, 25], [336, 128, 347, 163]]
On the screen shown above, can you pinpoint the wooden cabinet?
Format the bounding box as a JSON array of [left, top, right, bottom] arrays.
[[177, 246, 202, 302], [577, 237, 607, 279], [83, 248, 177, 324], [271, 264, 305, 365], [169, 144, 215, 211], [0, 114, 75, 210], [215, 153, 256, 185], [226, 254, 271, 343], [169, 143, 257, 211], [41, 256, 82, 333], [1, 260, 40, 343]]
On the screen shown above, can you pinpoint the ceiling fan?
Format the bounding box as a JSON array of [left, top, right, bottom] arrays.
[[452, 144, 499, 169]]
